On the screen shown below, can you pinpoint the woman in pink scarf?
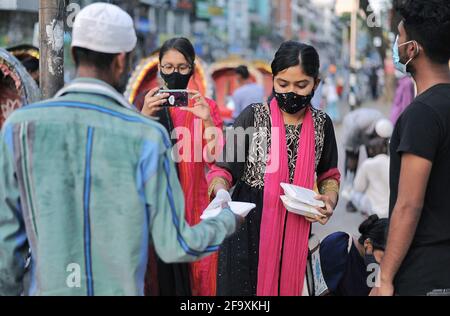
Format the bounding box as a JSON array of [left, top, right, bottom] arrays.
[[208, 41, 341, 296]]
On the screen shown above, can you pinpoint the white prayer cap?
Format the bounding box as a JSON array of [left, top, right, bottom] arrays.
[[375, 119, 394, 138], [71, 3, 137, 54]]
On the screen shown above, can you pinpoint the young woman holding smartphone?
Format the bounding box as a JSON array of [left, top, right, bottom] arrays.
[[139, 37, 224, 297]]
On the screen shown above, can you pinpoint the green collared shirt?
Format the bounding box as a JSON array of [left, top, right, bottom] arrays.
[[0, 78, 236, 296]]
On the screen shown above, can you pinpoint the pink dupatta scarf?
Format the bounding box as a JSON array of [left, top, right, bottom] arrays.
[[257, 98, 316, 296]]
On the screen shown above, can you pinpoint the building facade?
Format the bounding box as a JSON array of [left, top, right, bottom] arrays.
[[0, 0, 38, 47]]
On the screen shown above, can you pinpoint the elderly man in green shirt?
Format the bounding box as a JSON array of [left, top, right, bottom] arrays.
[[0, 3, 239, 296]]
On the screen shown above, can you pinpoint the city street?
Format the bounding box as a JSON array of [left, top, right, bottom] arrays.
[[1, 0, 449, 299]]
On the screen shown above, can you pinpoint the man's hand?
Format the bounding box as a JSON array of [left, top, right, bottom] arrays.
[[370, 281, 394, 297]]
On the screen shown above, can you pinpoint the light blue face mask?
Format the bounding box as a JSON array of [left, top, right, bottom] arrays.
[[393, 35, 418, 74]]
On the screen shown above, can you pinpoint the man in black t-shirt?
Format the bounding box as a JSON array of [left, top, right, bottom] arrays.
[[371, 0, 450, 296]]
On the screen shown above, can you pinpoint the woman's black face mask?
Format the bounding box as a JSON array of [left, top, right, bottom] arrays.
[[273, 88, 315, 114], [160, 71, 192, 90]]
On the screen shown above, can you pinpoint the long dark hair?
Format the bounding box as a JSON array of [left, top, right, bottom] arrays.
[[271, 41, 320, 79], [159, 37, 196, 66], [358, 215, 389, 250]]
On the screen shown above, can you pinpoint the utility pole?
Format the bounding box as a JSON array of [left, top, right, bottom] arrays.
[[349, 0, 360, 110], [350, 0, 359, 69], [39, 0, 65, 99]]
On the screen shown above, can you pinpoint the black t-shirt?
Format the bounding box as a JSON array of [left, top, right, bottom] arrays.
[[389, 83, 450, 295]]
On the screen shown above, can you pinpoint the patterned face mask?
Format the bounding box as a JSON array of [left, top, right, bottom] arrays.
[[273, 88, 315, 114]]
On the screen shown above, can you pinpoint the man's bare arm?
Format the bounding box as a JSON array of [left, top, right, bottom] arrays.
[[371, 153, 432, 296]]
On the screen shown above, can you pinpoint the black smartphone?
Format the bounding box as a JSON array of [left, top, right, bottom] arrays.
[[158, 89, 189, 107]]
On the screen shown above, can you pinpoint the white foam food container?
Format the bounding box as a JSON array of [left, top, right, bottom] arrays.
[[280, 183, 325, 208], [280, 195, 326, 219], [200, 202, 256, 220]]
